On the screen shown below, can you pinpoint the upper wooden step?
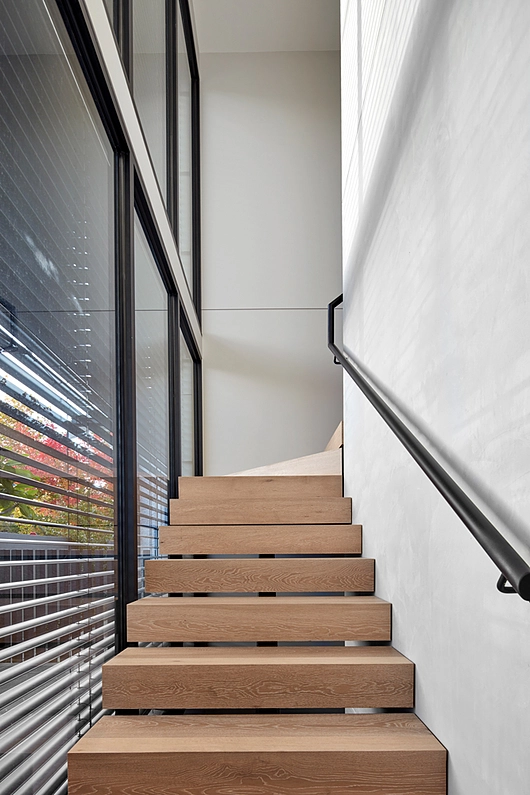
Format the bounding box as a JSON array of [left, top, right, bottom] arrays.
[[231, 448, 341, 476], [102, 646, 414, 711], [159, 523, 362, 555], [178, 475, 342, 500], [127, 595, 391, 643], [169, 496, 352, 526], [145, 557, 374, 593], [68, 713, 446, 795]]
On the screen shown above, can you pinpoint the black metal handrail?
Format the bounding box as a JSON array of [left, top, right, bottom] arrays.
[[328, 294, 530, 601]]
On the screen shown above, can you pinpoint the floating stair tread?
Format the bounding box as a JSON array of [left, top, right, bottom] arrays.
[[169, 496, 352, 526], [159, 523, 362, 555], [102, 646, 414, 710], [178, 475, 342, 499], [230, 448, 342, 476], [127, 594, 387, 605], [126, 596, 391, 642], [145, 556, 374, 593], [69, 715, 445, 793], [70, 712, 443, 753], [105, 645, 410, 667]]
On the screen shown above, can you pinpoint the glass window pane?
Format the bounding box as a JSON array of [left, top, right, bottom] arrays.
[[133, 0, 167, 201], [135, 218, 169, 593], [0, 0, 115, 791], [177, 6, 193, 286], [180, 332, 195, 476]]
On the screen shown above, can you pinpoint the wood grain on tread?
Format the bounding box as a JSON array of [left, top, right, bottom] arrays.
[[68, 714, 446, 795], [69, 712, 441, 742], [126, 596, 391, 642], [169, 497, 352, 526], [102, 646, 413, 710], [145, 557, 374, 593], [178, 475, 342, 500], [159, 524, 362, 555]]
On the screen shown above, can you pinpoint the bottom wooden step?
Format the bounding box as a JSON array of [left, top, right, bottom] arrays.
[[68, 713, 446, 795]]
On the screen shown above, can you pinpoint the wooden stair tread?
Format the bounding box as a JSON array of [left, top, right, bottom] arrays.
[[102, 645, 414, 709], [145, 556, 374, 592], [69, 714, 445, 794], [128, 594, 386, 606], [169, 497, 352, 526], [127, 596, 391, 642], [159, 523, 362, 555], [70, 713, 444, 752], [178, 475, 342, 499], [230, 448, 342, 476], [105, 645, 409, 666]]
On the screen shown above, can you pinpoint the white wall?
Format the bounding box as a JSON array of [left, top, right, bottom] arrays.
[[201, 51, 342, 475], [341, 1, 530, 793]]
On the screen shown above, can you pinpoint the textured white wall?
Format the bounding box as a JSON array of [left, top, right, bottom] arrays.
[[201, 51, 342, 475], [341, 1, 530, 793]]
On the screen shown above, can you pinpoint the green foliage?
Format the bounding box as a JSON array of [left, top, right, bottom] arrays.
[[0, 458, 41, 518]]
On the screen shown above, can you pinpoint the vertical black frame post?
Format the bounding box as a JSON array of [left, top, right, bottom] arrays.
[[55, 0, 137, 655], [115, 0, 132, 79], [169, 294, 182, 497], [166, 0, 178, 232], [115, 151, 137, 653], [191, 75, 201, 316], [178, 0, 201, 315], [180, 310, 203, 477], [193, 355, 203, 475]]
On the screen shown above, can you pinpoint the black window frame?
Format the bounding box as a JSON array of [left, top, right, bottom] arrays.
[[134, 174, 182, 499], [176, 0, 202, 316], [113, 0, 201, 313], [56, 0, 138, 659], [180, 308, 203, 478], [54, 0, 203, 650]]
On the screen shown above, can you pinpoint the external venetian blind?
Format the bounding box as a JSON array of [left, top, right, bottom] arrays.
[[0, 1, 116, 793], [0, 314, 116, 795]]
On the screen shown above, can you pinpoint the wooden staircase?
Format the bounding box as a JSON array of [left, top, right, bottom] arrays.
[[68, 473, 446, 794]]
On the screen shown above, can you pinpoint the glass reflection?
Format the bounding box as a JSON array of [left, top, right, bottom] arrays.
[[135, 218, 169, 594], [133, 0, 167, 200], [177, 4, 193, 286], [180, 332, 194, 476]]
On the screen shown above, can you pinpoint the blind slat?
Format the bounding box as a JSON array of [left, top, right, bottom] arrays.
[[0, 594, 114, 639], [0, 682, 104, 794], [0, 568, 113, 592], [0, 649, 109, 740], [0, 446, 114, 494], [0, 635, 113, 709], [0, 491, 114, 521], [0, 620, 114, 685], [0, 513, 113, 534], [0, 422, 113, 481], [0, 581, 114, 615], [0, 468, 112, 509], [0, 607, 115, 661]]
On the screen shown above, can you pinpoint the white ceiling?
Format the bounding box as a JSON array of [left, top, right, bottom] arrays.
[[191, 0, 340, 53]]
